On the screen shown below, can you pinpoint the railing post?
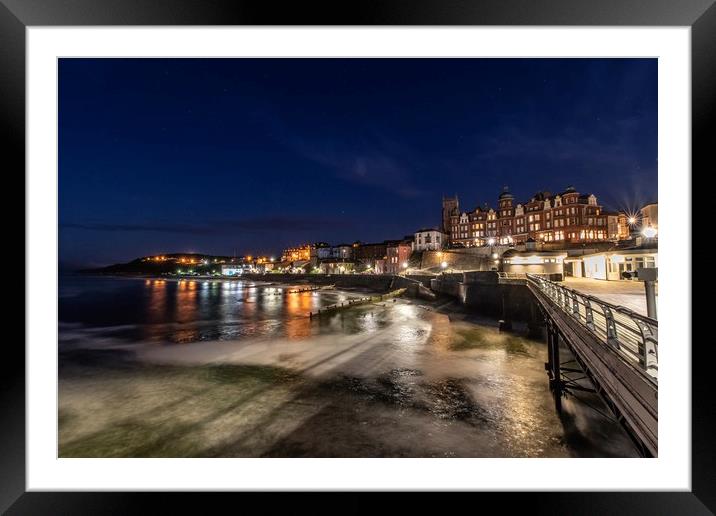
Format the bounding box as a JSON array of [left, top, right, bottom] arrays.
[[634, 319, 658, 374], [571, 291, 580, 320], [562, 287, 571, 312], [583, 298, 595, 331], [602, 304, 620, 349]]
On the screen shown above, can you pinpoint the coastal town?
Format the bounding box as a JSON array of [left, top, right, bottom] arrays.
[[92, 184, 660, 457], [141, 185, 657, 287]]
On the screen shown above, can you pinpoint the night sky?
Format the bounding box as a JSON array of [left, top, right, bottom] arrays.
[[59, 58, 657, 268]]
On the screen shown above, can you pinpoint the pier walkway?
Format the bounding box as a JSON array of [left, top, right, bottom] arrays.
[[526, 274, 658, 457]]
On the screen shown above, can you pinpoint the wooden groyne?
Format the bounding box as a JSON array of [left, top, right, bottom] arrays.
[[308, 288, 407, 319], [288, 284, 335, 294]]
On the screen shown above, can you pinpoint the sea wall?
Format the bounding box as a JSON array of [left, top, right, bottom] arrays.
[[431, 271, 538, 322], [421, 249, 496, 271]]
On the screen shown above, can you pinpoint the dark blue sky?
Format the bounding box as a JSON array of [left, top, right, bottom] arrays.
[[59, 58, 657, 267]]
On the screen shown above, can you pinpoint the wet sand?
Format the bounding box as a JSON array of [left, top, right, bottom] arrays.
[[59, 296, 639, 458]]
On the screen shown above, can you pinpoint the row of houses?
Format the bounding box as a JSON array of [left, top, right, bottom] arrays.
[[442, 186, 658, 248], [278, 239, 414, 275]]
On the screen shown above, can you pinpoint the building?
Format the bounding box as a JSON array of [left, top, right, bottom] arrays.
[[607, 212, 631, 241], [314, 243, 333, 260], [330, 244, 353, 260], [566, 248, 657, 281], [385, 240, 412, 274], [221, 264, 244, 276], [445, 186, 617, 248], [501, 249, 567, 278], [413, 228, 446, 251], [281, 244, 311, 262], [319, 259, 356, 274], [353, 241, 387, 261], [442, 195, 459, 234], [640, 202, 658, 230]]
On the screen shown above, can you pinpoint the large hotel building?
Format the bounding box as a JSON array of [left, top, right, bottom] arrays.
[[443, 186, 629, 247]]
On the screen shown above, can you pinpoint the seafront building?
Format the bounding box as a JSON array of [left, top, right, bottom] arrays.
[[442, 186, 631, 248], [412, 229, 447, 251], [269, 191, 656, 280]]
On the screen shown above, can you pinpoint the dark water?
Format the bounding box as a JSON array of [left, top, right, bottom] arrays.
[[59, 275, 360, 345], [58, 275, 640, 458]]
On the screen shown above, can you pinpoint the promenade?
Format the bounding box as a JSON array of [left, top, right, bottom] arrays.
[[563, 277, 657, 317]]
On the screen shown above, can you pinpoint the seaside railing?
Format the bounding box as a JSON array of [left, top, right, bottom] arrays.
[[526, 273, 658, 382]]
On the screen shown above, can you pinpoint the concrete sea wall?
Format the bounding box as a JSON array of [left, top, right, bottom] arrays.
[[431, 271, 538, 322]]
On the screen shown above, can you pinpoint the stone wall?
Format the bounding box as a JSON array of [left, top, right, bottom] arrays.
[[459, 282, 536, 321], [421, 249, 499, 271]]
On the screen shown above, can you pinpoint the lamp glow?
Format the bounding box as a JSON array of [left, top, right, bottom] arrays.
[[642, 226, 657, 238]]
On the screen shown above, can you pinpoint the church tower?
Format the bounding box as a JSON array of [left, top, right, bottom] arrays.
[[441, 195, 459, 235]]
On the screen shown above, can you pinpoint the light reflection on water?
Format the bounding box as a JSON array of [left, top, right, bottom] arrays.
[[59, 276, 371, 345]]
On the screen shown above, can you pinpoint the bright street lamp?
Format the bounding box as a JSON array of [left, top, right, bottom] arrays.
[[487, 238, 495, 246], [401, 262, 408, 269], [642, 226, 657, 239], [440, 261, 448, 269]]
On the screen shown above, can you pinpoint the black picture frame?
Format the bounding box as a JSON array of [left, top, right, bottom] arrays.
[[2, 0, 711, 512]]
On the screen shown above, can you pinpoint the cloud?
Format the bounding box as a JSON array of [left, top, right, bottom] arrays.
[[61, 216, 354, 235]]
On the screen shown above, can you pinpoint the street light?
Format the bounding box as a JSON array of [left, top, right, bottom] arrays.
[[642, 226, 657, 239], [487, 238, 495, 246], [441, 261, 448, 270]]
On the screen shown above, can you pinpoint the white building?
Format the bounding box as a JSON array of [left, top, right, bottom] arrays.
[[221, 264, 243, 276], [413, 229, 446, 251], [566, 248, 657, 281], [330, 244, 353, 259]]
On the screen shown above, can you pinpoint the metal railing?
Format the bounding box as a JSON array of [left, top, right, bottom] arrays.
[[526, 274, 658, 382], [497, 272, 526, 279]]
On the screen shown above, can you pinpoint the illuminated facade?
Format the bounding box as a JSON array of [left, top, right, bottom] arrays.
[[501, 249, 567, 277], [567, 248, 658, 281], [640, 202, 658, 230], [385, 240, 412, 274], [445, 186, 616, 247], [281, 244, 311, 262]]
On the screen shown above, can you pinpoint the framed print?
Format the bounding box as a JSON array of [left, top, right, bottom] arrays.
[[3, 0, 712, 512]]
